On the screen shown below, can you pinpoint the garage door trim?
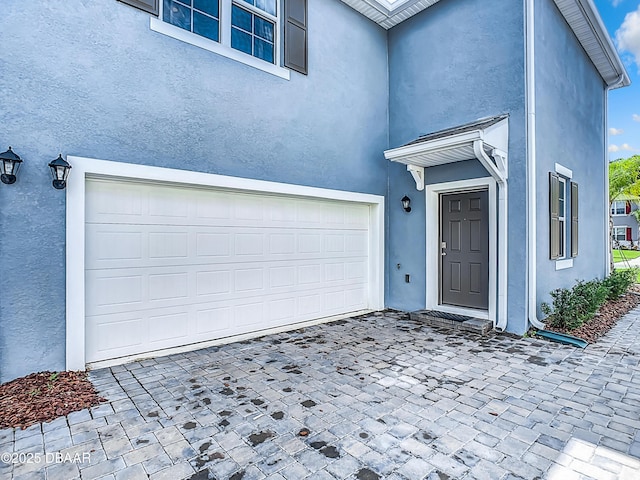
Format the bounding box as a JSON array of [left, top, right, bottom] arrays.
[[66, 156, 385, 371]]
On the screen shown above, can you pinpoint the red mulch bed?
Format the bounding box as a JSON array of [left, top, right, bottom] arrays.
[[0, 371, 106, 430], [544, 288, 640, 344]]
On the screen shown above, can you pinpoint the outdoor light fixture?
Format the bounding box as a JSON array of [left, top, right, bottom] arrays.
[[401, 195, 411, 212], [48, 154, 72, 190], [0, 147, 23, 185]]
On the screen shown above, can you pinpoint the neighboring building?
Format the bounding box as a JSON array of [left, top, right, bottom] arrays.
[[611, 198, 640, 248], [0, 0, 629, 382]]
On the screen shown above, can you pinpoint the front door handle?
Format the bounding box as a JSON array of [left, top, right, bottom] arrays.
[[441, 252, 447, 256]]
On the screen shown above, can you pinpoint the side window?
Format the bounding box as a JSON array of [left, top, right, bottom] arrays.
[[550, 172, 578, 260]]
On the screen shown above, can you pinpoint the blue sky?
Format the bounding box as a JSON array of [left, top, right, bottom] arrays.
[[593, 0, 640, 160]]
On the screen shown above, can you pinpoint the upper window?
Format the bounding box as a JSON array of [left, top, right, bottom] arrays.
[[231, 2, 276, 63], [161, 0, 278, 64], [611, 200, 629, 216], [163, 0, 220, 42]]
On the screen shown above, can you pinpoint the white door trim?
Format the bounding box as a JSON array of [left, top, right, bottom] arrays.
[[66, 157, 385, 371], [425, 177, 497, 324]]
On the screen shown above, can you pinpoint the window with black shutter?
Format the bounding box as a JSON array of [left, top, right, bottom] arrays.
[[118, 0, 158, 15], [284, 0, 308, 74], [571, 182, 578, 257], [549, 172, 560, 260]]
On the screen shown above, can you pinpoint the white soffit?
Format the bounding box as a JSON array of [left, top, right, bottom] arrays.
[[384, 115, 509, 168], [340, 0, 441, 29], [553, 0, 629, 87], [341, 0, 629, 88]]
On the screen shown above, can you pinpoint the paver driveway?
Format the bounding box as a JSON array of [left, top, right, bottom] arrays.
[[2, 309, 640, 480]]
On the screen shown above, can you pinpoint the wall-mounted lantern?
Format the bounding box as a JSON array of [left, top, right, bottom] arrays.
[[401, 195, 411, 213], [48, 154, 72, 190], [0, 147, 23, 185]]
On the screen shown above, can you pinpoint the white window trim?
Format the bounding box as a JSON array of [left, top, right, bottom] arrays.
[[554, 162, 572, 179], [611, 200, 627, 217], [150, 0, 290, 80], [558, 177, 567, 260], [554, 163, 572, 266], [555, 259, 574, 270], [65, 156, 384, 371]]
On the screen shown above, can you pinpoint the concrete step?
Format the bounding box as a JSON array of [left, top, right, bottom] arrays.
[[409, 310, 493, 335]]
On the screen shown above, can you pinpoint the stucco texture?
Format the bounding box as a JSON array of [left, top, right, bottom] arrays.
[[386, 0, 528, 332], [534, 0, 607, 311], [0, 0, 389, 382]]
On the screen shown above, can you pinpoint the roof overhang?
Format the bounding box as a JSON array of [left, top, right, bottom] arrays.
[[385, 114, 508, 163], [384, 115, 509, 190], [340, 0, 629, 89], [553, 0, 629, 88]]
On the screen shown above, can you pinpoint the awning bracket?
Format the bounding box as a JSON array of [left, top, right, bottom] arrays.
[[407, 165, 425, 191]]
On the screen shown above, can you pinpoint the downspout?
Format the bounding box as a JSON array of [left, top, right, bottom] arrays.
[[604, 73, 625, 275], [525, 0, 545, 329], [473, 141, 508, 332]]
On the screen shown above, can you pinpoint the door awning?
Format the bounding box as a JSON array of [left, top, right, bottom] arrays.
[[384, 115, 509, 190]]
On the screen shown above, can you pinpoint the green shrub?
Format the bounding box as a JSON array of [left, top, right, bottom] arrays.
[[541, 279, 609, 330], [603, 268, 637, 301]]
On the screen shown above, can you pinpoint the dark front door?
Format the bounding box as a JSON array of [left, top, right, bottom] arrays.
[[440, 190, 489, 310]]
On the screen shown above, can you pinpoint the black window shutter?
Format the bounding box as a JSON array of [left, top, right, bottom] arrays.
[[118, 0, 159, 15], [284, 0, 308, 74], [571, 182, 578, 257], [549, 172, 560, 260]]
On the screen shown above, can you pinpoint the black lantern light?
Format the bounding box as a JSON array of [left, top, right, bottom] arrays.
[[401, 195, 411, 213], [0, 147, 23, 185], [48, 154, 72, 190]]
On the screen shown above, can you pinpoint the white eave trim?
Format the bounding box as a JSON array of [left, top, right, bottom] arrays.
[[340, 0, 629, 88], [383, 117, 509, 184], [552, 0, 629, 88]]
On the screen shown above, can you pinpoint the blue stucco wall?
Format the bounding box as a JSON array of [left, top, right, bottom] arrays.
[[534, 0, 606, 311], [0, 0, 389, 382], [387, 0, 528, 333]]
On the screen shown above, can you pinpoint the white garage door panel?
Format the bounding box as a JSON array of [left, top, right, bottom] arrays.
[[85, 178, 372, 363]]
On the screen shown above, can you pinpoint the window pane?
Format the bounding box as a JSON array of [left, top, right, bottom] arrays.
[[254, 16, 274, 42], [194, 0, 218, 17], [254, 37, 274, 63], [232, 5, 253, 32], [559, 220, 565, 257], [193, 12, 219, 41], [256, 0, 276, 15], [175, 0, 192, 6], [231, 28, 252, 54], [164, 0, 191, 31]]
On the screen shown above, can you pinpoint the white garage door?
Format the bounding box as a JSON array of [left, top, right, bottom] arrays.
[[85, 178, 372, 363]]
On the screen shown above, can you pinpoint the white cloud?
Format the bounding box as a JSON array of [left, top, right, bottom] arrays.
[[634, 113, 640, 122], [609, 144, 635, 152], [613, 0, 624, 7], [616, 6, 640, 68], [610, 127, 624, 135]]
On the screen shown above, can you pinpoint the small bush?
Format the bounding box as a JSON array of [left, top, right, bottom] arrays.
[[604, 268, 637, 301], [542, 279, 609, 330]]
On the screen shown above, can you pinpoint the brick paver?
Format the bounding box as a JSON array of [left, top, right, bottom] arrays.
[[2, 308, 640, 479]]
